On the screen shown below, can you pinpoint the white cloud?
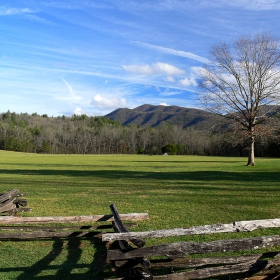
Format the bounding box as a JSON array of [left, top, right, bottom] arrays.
[[190, 66, 204, 76], [160, 103, 168, 106], [135, 42, 210, 64], [122, 62, 185, 76], [74, 107, 82, 115], [164, 76, 176, 83], [91, 94, 126, 109], [179, 77, 197, 87]]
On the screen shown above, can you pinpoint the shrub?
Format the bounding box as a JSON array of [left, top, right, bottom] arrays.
[[161, 144, 178, 155]]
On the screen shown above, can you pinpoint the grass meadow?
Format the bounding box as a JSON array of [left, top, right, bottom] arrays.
[[0, 150, 279, 279]]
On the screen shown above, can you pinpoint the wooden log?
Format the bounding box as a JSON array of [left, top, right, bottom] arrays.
[[0, 198, 17, 213], [0, 230, 104, 240], [0, 189, 20, 203], [114, 253, 279, 269], [7, 208, 32, 214], [110, 204, 135, 252], [0, 213, 149, 224], [151, 260, 266, 280], [110, 204, 145, 248], [107, 235, 280, 261], [105, 259, 280, 280], [13, 198, 27, 207], [151, 259, 280, 280], [102, 218, 280, 242], [0, 222, 137, 232], [112, 221, 134, 252]]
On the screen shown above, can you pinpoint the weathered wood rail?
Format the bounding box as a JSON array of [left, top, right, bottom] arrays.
[[102, 218, 280, 241], [104, 217, 280, 280], [0, 215, 148, 241], [0, 212, 148, 224], [0, 192, 149, 241], [0, 189, 31, 215]]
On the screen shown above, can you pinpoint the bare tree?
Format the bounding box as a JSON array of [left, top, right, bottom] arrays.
[[198, 32, 280, 166]]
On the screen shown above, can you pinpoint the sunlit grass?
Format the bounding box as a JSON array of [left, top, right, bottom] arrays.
[[0, 151, 280, 279]]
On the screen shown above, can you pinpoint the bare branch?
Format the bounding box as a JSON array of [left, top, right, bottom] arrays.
[[198, 32, 280, 166]]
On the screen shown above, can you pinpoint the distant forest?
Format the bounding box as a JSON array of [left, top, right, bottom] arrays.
[[0, 110, 280, 157]]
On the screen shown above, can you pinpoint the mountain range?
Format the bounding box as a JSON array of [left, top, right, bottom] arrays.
[[105, 104, 222, 130]]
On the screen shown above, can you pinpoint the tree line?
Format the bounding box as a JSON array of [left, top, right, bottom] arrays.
[[0, 110, 279, 157]]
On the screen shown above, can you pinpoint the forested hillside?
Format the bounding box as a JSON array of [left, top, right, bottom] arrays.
[[0, 107, 279, 156], [105, 104, 221, 129]]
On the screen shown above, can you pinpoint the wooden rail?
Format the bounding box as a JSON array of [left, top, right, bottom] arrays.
[[0, 189, 31, 215], [0, 213, 149, 224], [102, 218, 280, 241], [105, 217, 280, 280]]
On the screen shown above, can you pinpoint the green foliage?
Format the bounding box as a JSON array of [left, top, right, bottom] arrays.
[[30, 125, 41, 136], [2, 110, 11, 121], [38, 140, 52, 153], [162, 143, 178, 155], [137, 147, 145, 154]]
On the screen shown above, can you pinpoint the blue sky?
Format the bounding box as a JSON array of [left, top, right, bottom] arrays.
[[1, 0, 280, 117]]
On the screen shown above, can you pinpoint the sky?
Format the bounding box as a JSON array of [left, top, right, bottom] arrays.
[[1, 0, 280, 117]]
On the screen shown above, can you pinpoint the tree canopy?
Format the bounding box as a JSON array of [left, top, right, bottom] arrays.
[[198, 32, 280, 166]]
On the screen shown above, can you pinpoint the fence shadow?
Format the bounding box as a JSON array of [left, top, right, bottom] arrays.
[[0, 237, 107, 280]]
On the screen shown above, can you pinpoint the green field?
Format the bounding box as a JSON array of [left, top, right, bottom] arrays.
[[0, 151, 280, 279]]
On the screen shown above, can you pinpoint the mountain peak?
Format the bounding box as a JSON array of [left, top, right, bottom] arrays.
[[105, 104, 220, 129]]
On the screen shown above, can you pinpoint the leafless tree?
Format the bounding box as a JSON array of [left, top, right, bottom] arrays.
[[198, 32, 280, 165]]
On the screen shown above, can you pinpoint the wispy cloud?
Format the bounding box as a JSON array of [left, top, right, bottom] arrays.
[[0, 7, 33, 15], [164, 76, 176, 83], [201, 0, 280, 10], [160, 90, 183, 96], [41, 1, 112, 10], [0, 6, 54, 25], [41, 1, 81, 10], [24, 14, 54, 25], [61, 78, 74, 94], [61, 78, 83, 102], [135, 42, 210, 64], [122, 62, 185, 76]]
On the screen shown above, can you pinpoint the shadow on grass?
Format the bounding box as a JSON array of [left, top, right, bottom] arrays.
[[0, 168, 280, 186], [0, 237, 107, 280], [0, 168, 279, 181]]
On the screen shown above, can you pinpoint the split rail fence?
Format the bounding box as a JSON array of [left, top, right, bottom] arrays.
[[103, 214, 280, 280], [1, 189, 280, 279]]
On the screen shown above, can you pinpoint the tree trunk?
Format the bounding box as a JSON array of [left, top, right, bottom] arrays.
[[247, 132, 255, 166]]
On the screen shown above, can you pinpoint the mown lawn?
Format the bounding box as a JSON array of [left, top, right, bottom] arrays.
[[0, 151, 279, 279]]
